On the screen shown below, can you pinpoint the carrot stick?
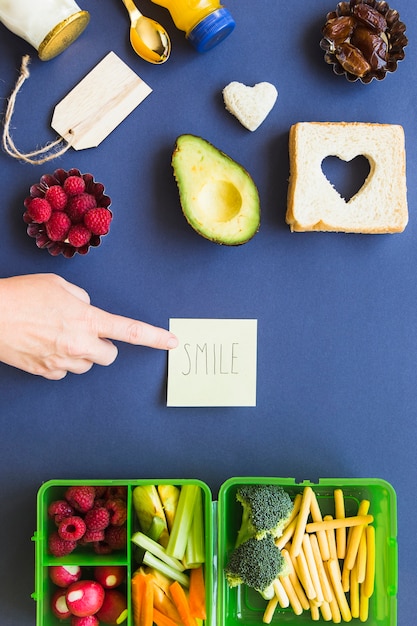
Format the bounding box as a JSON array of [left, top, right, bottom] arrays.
[[153, 608, 180, 626], [143, 574, 155, 626], [188, 566, 206, 619], [169, 580, 197, 626], [131, 572, 146, 626]]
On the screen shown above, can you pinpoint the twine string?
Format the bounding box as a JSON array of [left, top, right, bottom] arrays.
[[2, 55, 72, 165]]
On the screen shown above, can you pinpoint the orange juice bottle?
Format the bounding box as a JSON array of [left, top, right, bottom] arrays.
[[150, 0, 235, 52]]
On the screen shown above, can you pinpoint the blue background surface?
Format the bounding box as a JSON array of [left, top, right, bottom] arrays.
[[0, 0, 415, 623]]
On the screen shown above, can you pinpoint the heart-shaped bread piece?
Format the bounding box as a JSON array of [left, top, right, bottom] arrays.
[[223, 81, 278, 131]]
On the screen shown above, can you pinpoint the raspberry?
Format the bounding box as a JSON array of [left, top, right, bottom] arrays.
[[63, 175, 86, 196], [48, 500, 75, 524], [94, 486, 107, 498], [65, 486, 96, 513], [48, 531, 77, 556], [105, 499, 127, 526], [68, 224, 91, 248], [45, 185, 68, 211], [45, 212, 71, 242], [81, 528, 105, 543], [27, 197, 52, 223], [84, 507, 110, 532], [105, 486, 127, 501], [84, 208, 112, 235], [58, 516, 86, 541], [66, 193, 97, 223], [104, 525, 127, 550]]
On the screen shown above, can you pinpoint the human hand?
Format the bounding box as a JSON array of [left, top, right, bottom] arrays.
[[0, 273, 178, 380]]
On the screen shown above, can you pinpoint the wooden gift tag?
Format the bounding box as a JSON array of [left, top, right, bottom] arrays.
[[51, 51, 152, 150]]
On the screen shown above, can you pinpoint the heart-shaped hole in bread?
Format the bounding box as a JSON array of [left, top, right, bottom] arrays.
[[321, 155, 371, 202]]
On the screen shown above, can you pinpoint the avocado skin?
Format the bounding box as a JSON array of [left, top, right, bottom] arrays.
[[172, 134, 260, 246]]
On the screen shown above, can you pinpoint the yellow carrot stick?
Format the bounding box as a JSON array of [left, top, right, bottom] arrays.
[[262, 595, 278, 624], [323, 515, 338, 561], [295, 544, 316, 600], [310, 489, 330, 561], [345, 500, 370, 571], [356, 526, 367, 583], [306, 514, 373, 533], [363, 525, 375, 598], [319, 600, 333, 622], [290, 487, 313, 558], [359, 584, 369, 622], [275, 516, 297, 550], [282, 548, 310, 610], [334, 489, 346, 559], [273, 578, 289, 608], [302, 534, 324, 604], [309, 533, 333, 604], [279, 574, 304, 615], [327, 559, 352, 622], [309, 599, 320, 621], [350, 562, 360, 619]]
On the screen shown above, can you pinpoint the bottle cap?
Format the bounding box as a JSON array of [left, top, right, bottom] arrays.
[[38, 11, 90, 61], [187, 8, 235, 53]]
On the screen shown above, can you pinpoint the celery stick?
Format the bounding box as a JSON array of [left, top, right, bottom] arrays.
[[131, 531, 185, 572], [183, 485, 205, 568], [143, 551, 190, 588], [166, 484, 200, 560]]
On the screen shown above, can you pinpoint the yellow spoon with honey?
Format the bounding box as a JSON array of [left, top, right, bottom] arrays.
[[121, 0, 171, 64]]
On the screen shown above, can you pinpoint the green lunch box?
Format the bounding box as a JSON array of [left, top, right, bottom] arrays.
[[32, 476, 398, 626]]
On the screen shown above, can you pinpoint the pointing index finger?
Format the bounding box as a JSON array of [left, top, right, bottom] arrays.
[[93, 307, 178, 350]]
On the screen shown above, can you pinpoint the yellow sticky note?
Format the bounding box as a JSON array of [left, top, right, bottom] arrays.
[[167, 318, 257, 407]]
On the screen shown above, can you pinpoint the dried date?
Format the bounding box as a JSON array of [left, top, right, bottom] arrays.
[[335, 42, 371, 77], [351, 27, 388, 70], [322, 16, 356, 45], [352, 4, 387, 33]]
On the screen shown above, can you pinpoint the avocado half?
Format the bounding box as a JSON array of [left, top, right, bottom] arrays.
[[172, 134, 260, 245]]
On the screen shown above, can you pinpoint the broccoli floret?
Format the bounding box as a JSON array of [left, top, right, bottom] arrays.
[[235, 484, 293, 547], [225, 534, 287, 599]]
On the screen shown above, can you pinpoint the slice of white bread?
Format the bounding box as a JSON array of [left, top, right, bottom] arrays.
[[286, 122, 408, 233], [223, 82, 278, 131]]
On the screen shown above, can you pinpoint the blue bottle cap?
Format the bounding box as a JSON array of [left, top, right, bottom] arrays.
[[187, 8, 236, 53]]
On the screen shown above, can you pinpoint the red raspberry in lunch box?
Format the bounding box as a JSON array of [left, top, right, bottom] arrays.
[[48, 500, 75, 524], [104, 524, 127, 550], [84, 208, 112, 235], [105, 486, 127, 501], [68, 224, 91, 248], [84, 506, 110, 532], [27, 197, 52, 223], [80, 528, 106, 543], [63, 175, 86, 196], [105, 498, 127, 526], [45, 211, 71, 242], [58, 516, 86, 541], [94, 486, 107, 498], [66, 193, 97, 223], [45, 185, 68, 211], [65, 485, 96, 513], [48, 531, 77, 557]]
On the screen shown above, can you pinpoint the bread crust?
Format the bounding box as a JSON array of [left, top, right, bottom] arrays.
[[286, 122, 408, 234]]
